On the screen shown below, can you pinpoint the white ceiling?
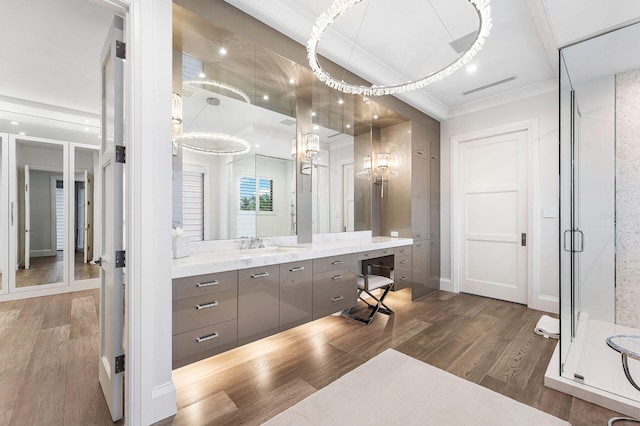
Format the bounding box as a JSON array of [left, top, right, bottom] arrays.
[[1, 0, 639, 138]]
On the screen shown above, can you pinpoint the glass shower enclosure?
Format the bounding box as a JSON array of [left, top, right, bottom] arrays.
[[559, 22, 640, 414]]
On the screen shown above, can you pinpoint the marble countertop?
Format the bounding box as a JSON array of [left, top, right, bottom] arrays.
[[172, 236, 413, 278]]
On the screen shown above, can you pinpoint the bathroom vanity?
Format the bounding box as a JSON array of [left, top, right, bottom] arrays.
[[171, 236, 412, 368]]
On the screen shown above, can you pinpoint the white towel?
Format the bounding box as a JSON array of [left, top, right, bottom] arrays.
[[535, 315, 560, 339]]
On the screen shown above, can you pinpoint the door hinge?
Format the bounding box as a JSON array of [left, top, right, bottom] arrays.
[[115, 354, 125, 374], [115, 250, 125, 268], [115, 145, 126, 163], [25, 183, 28, 192], [116, 40, 126, 60], [521, 233, 527, 247]]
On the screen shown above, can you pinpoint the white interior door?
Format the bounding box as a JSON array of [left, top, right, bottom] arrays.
[[84, 170, 94, 263], [459, 130, 528, 304], [24, 165, 30, 270], [98, 15, 125, 422], [343, 163, 354, 232]]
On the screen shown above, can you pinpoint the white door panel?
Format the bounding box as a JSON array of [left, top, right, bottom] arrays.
[[98, 15, 124, 422], [343, 163, 354, 232], [460, 130, 528, 304]]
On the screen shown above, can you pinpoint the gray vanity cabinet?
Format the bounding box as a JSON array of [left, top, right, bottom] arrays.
[[312, 254, 357, 319], [172, 271, 238, 369], [412, 240, 431, 299], [393, 245, 412, 290], [280, 260, 313, 331], [238, 264, 280, 346]]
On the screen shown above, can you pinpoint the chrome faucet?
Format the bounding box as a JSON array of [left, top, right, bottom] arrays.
[[249, 237, 264, 249]]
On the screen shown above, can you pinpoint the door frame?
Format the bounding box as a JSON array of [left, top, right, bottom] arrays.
[[450, 119, 541, 309], [89, 0, 176, 424]]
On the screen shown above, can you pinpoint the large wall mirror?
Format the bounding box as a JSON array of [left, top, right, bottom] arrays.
[[15, 139, 65, 288], [172, 4, 409, 242]]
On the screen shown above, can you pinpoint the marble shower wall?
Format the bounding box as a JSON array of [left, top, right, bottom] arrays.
[[615, 68, 640, 329]]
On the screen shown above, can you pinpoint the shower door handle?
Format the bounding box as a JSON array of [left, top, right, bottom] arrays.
[[563, 229, 585, 253]]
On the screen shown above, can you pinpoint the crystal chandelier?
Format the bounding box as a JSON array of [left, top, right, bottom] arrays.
[[307, 0, 492, 96], [183, 79, 252, 104], [179, 132, 251, 156]]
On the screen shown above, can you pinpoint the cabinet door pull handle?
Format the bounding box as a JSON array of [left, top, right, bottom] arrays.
[[196, 332, 219, 343], [196, 301, 219, 310], [431, 241, 437, 245], [331, 260, 343, 265], [400, 277, 408, 281], [331, 296, 344, 302], [332, 275, 343, 280], [196, 280, 219, 288], [364, 253, 372, 257], [417, 244, 425, 248], [251, 272, 270, 279], [289, 266, 305, 272], [416, 234, 424, 238], [400, 260, 408, 264], [399, 249, 407, 253]]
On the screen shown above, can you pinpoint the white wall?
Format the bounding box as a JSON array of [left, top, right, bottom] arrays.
[[441, 90, 560, 312]]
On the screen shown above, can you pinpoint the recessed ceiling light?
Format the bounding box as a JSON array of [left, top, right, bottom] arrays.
[[466, 64, 478, 73], [289, 78, 296, 84], [18, 132, 26, 136], [10, 121, 19, 125], [313, 125, 319, 130], [338, 99, 344, 105], [198, 72, 206, 78], [311, 111, 316, 117], [346, 124, 351, 128], [373, 115, 378, 120], [263, 95, 269, 100], [219, 47, 227, 55]]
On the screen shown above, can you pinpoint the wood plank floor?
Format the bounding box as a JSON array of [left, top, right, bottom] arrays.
[[159, 289, 627, 426], [0, 289, 115, 426], [0, 288, 629, 425], [15, 252, 99, 288]]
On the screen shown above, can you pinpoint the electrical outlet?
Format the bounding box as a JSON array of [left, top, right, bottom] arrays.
[[390, 231, 399, 237]]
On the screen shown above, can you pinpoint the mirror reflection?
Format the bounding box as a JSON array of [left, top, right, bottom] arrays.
[[173, 5, 410, 242], [73, 146, 100, 282], [15, 140, 65, 288]]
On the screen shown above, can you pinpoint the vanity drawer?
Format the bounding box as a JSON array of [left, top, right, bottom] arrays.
[[393, 268, 412, 290], [395, 253, 412, 269], [172, 270, 237, 301], [280, 260, 313, 331], [313, 268, 357, 319], [173, 289, 238, 335], [313, 254, 356, 273], [172, 319, 238, 369], [395, 245, 412, 256], [238, 264, 280, 346], [358, 248, 394, 261]]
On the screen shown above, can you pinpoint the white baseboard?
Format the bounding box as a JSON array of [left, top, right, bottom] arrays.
[[151, 381, 177, 423], [440, 278, 454, 292], [529, 294, 559, 314]]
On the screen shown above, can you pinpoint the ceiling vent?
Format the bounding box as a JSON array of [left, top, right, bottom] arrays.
[[327, 132, 343, 138], [462, 76, 517, 96], [279, 118, 296, 126]]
